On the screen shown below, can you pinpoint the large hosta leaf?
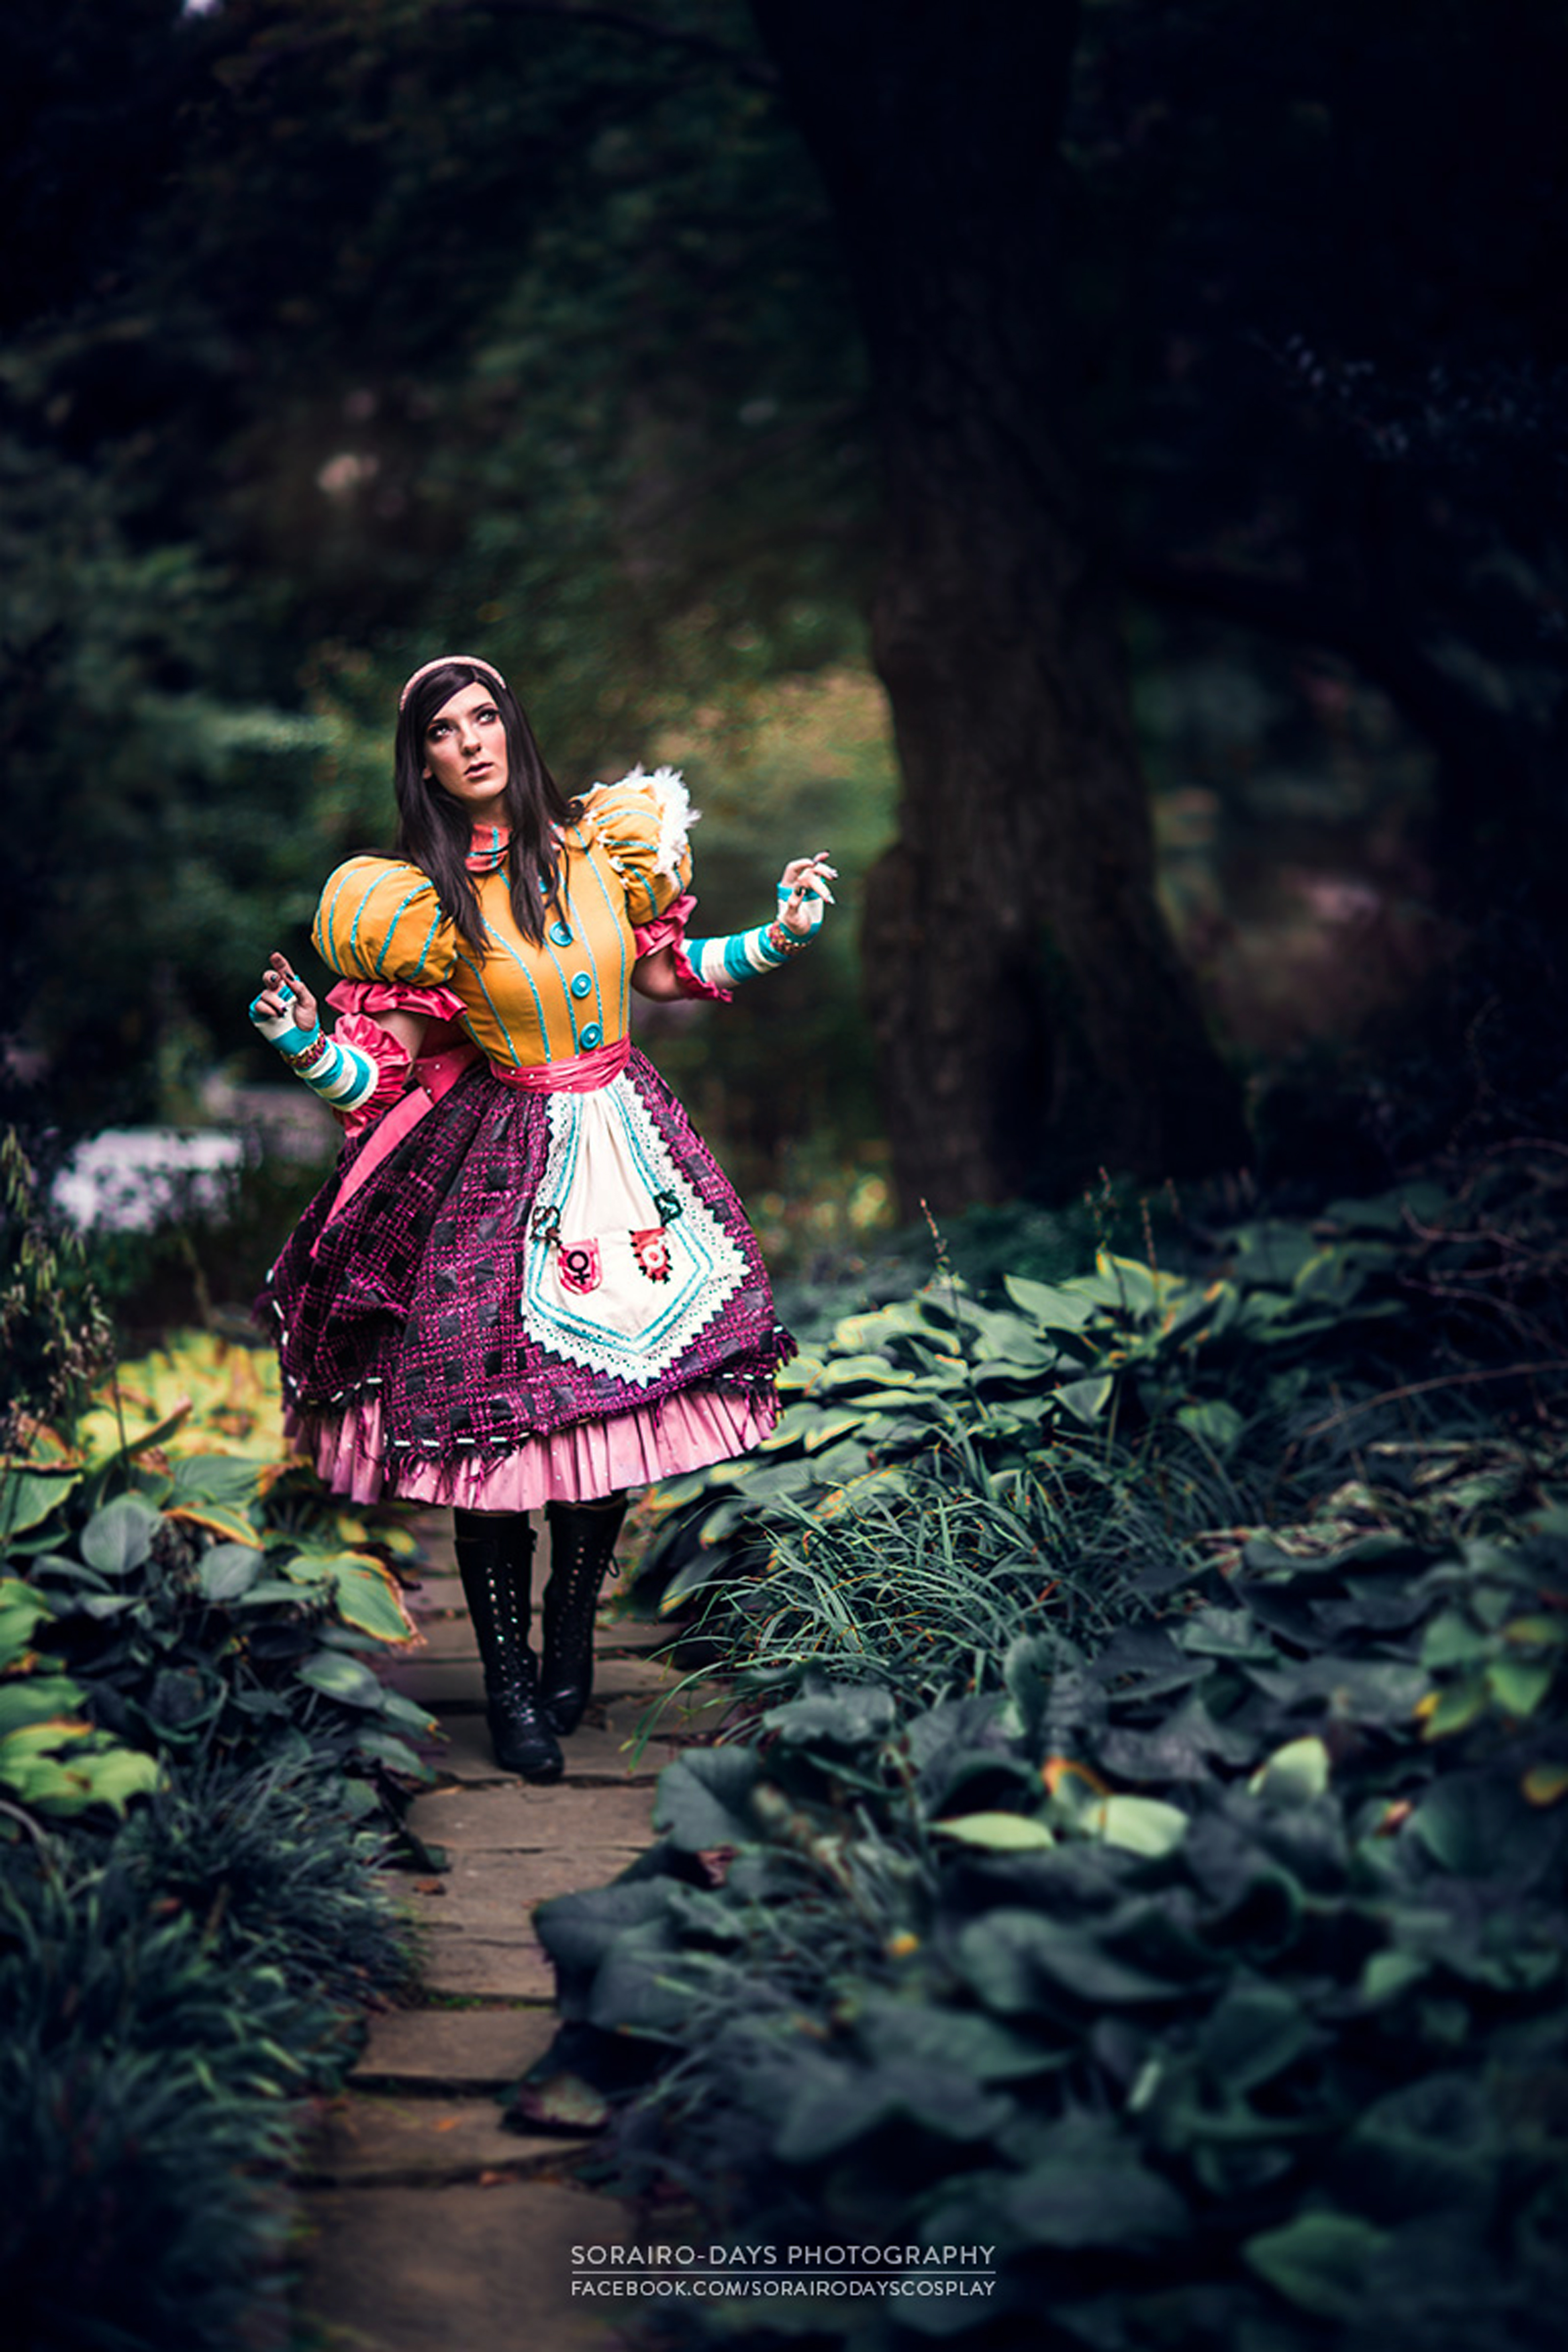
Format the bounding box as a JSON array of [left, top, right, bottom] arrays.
[[0, 1676, 85, 1735], [1086, 1795, 1190, 1857], [934, 1811, 1055, 1852], [1410, 1771, 1545, 1878], [1003, 1274, 1099, 1332], [1244, 2212, 1391, 2320], [957, 1910, 1181, 2010], [850, 1995, 1069, 2084], [0, 1575, 56, 1666], [80, 1496, 160, 1577], [774, 2048, 1012, 2161], [294, 1651, 386, 1709], [196, 1542, 264, 1603], [329, 1556, 418, 1644], [763, 1683, 895, 1749], [1197, 1980, 1314, 2092], [1006, 2135, 1189, 2249], [0, 1464, 83, 1539], [652, 1747, 763, 1850]]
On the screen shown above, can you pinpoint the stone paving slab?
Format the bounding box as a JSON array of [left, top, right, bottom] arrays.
[[298, 2180, 639, 2352], [403, 1560, 462, 1589], [395, 1847, 644, 1933], [591, 1651, 681, 1694], [351, 2006, 560, 2092], [384, 1655, 486, 1710], [418, 1929, 557, 2001], [409, 1782, 658, 1855], [403, 1611, 478, 1659], [297, 1508, 692, 2348], [597, 1613, 677, 1654], [301, 2092, 573, 2187]]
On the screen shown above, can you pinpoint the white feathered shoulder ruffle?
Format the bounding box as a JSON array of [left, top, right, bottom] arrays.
[[580, 766, 699, 923]]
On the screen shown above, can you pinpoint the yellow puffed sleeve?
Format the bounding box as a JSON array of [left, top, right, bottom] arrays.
[[311, 857, 460, 985], [580, 767, 696, 926]]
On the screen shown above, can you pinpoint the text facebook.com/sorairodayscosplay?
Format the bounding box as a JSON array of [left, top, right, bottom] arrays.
[[570, 2244, 998, 2301]]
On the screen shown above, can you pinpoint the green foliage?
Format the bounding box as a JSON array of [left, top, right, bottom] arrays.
[[2, 0, 873, 1141], [0, 1829, 364, 2352], [0, 1131, 112, 1457], [0, 1306, 423, 2346], [538, 1501, 1568, 2348], [1, 1486, 430, 1825], [1, 1319, 430, 1827], [638, 1176, 1468, 1612], [526, 1170, 1568, 2350]]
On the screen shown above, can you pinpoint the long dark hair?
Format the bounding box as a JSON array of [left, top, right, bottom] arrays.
[[393, 662, 580, 952]]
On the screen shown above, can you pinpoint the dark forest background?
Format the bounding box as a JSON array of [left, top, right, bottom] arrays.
[[4, 0, 1567, 1246]]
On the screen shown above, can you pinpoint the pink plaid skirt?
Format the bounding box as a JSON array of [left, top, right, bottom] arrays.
[[260, 1044, 792, 1506]]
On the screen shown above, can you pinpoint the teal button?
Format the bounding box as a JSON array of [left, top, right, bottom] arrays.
[[569, 972, 593, 1000], [550, 922, 573, 947], [579, 1024, 603, 1049]]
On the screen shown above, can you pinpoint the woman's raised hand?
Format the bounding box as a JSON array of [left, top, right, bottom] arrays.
[[249, 950, 319, 1037], [777, 852, 837, 938]]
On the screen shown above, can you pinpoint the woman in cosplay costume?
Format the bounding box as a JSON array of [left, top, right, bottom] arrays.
[[251, 655, 833, 1785]]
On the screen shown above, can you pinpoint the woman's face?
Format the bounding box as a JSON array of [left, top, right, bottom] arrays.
[[422, 680, 509, 810]]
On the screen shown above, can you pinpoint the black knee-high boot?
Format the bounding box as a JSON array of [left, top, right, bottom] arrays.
[[539, 1496, 628, 1735], [452, 1510, 563, 1783]]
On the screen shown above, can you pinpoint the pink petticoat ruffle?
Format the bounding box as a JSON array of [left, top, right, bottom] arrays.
[[287, 1382, 776, 1510]]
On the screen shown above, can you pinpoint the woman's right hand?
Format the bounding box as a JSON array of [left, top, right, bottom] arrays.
[[250, 950, 318, 1037]]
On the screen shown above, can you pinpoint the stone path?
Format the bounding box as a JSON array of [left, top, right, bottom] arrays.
[[295, 1510, 726, 2352]]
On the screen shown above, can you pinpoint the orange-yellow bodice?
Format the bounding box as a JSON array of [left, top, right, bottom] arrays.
[[311, 775, 692, 1068]]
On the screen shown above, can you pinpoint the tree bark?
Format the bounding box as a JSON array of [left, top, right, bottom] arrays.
[[749, 0, 1248, 1212]]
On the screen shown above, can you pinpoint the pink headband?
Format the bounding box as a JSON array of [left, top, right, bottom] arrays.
[[398, 654, 509, 713]]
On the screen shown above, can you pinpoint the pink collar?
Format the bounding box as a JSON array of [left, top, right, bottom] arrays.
[[466, 822, 510, 873]]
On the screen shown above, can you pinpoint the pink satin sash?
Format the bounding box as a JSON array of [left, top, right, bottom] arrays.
[[488, 1035, 632, 1093], [313, 1033, 631, 1248]]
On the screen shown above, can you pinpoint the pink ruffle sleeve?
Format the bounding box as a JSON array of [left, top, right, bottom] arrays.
[[326, 977, 471, 1133], [331, 1013, 413, 1138], [326, 979, 468, 1023], [631, 892, 732, 1003]]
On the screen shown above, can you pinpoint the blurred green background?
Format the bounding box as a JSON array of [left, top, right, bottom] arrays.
[[4, 0, 1564, 1324]]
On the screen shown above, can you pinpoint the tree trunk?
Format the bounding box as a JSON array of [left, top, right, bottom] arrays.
[[749, 0, 1248, 1211]]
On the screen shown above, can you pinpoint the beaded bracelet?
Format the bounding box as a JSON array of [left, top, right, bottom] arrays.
[[277, 1018, 325, 1061]]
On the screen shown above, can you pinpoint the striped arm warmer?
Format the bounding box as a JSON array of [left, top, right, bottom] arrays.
[[682, 919, 811, 991], [249, 996, 382, 1113]]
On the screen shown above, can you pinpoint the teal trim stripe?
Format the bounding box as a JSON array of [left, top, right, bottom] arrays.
[[315, 863, 360, 970], [475, 917, 553, 1063], [346, 876, 385, 977], [576, 843, 629, 1021], [536, 926, 581, 1049], [372, 884, 431, 977], [458, 947, 528, 1068], [405, 911, 445, 983]]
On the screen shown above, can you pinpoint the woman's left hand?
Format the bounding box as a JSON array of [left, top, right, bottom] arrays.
[[777, 852, 837, 938]]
